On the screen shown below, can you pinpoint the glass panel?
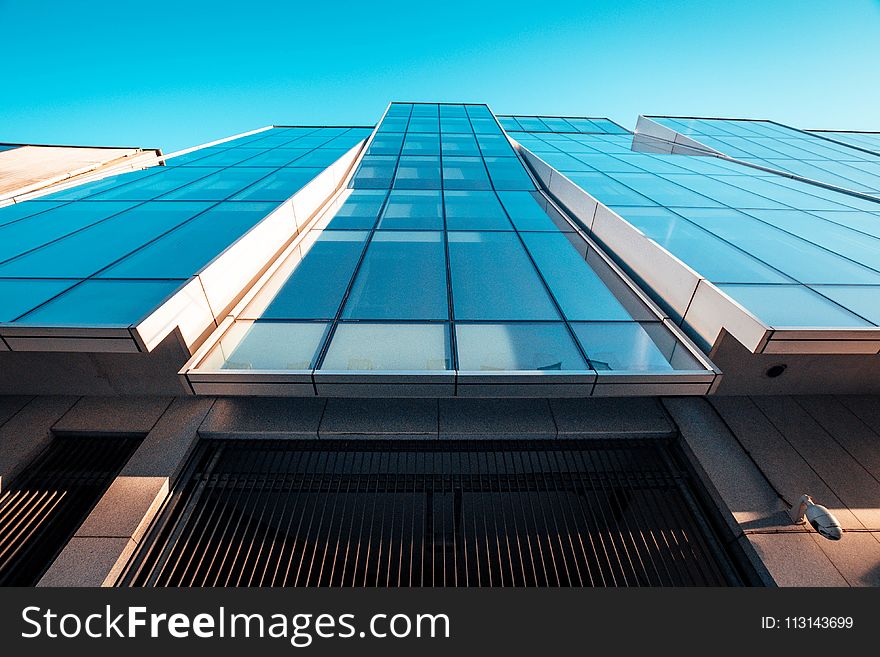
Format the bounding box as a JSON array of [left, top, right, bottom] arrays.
[[393, 156, 441, 190], [0, 201, 142, 263], [0, 201, 66, 227], [442, 156, 491, 190], [324, 190, 386, 230], [200, 321, 327, 370], [99, 202, 275, 278], [441, 133, 480, 156], [402, 132, 440, 156], [342, 232, 447, 320], [443, 191, 511, 230], [718, 284, 872, 327], [572, 322, 698, 371], [367, 133, 404, 156], [483, 156, 535, 190], [15, 279, 184, 325], [377, 190, 443, 230], [610, 173, 724, 208], [0, 279, 78, 322], [0, 203, 211, 278], [230, 168, 322, 201], [566, 172, 654, 206], [321, 323, 451, 371], [455, 323, 587, 371], [678, 207, 880, 284], [91, 167, 223, 201], [609, 206, 792, 283], [259, 231, 368, 320], [476, 134, 514, 156], [38, 169, 160, 201], [440, 117, 472, 134], [497, 191, 561, 231], [238, 148, 310, 167], [810, 285, 880, 325], [520, 232, 634, 321], [448, 232, 559, 320], [351, 156, 396, 189], [159, 168, 276, 201]]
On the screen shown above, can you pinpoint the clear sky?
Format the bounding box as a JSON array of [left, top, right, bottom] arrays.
[[2, 0, 879, 153]]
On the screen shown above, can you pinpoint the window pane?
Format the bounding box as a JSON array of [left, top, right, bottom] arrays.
[[393, 156, 441, 189], [15, 279, 184, 325], [260, 231, 368, 319], [402, 132, 441, 156], [718, 284, 872, 327], [230, 167, 322, 201], [324, 190, 387, 230], [378, 190, 443, 230], [0, 202, 210, 278], [0, 201, 141, 262], [442, 156, 491, 190], [455, 323, 587, 371], [321, 323, 451, 371], [91, 167, 223, 201], [159, 168, 276, 201], [448, 232, 559, 320], [572, 322, 698, 371], [441, 133, 480, 156], [520, 232, 634, 321], [0, 279, 77, 322], [201, 321, 327, 370], [443, 191, 511, 230], [497, 191, 561, 231], [351, 155, 396, 189], [484, 156, 535, 190], [342, 232, 448, 320], [99, 202, 275, 278], [566, 172, 654, 206]]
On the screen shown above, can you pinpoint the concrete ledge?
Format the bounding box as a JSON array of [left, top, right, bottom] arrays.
[[76, 476, 169, 544], [551, 397, 675, 437], [319, 398, 438, 437], [122, 397, 215, 481], [662, 397, 790, 536], [199, 397, 326, 438], [53, 396, 173, 435], [0, 396, 78, 492], [743, 532, 849, 587], [37, 537, 136, 588], [439, 399, 556, 439]]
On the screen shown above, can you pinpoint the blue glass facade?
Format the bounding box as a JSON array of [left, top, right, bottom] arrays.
[[196, 103, 709, 390], [508, 121, 880, 331], [0, 127, 371, 326]]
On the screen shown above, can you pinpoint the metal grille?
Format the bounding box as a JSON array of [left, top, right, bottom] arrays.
[[124, 439, 740, 587], [0, 435, 142, 586]]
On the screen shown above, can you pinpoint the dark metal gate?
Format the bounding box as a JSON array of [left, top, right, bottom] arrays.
[[124, 438, 740, 587], [0, 434, 142, 586]]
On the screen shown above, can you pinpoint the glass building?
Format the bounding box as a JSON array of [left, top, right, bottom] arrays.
[[0, 103, 878, 589]]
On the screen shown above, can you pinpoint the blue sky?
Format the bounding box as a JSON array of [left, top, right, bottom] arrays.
[[2, 0, 879, 153]]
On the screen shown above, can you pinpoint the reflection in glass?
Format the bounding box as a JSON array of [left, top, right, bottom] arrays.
[[321, 323, 451, 371], [455, 323, 587, 371]]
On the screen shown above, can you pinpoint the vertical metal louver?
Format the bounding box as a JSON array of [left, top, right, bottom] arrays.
[[0, 435, 141, 586], [124, 438, 741, 587]]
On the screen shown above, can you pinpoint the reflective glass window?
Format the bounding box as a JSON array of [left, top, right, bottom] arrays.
[[321, 323, 451, 371], [448, 232, 558, 320], [378, 190, 443, 230], [443, 191, 511, 230], [259, 231, 368, 319], [393, 156, 441, 189], [342, 232, 447, 320], [442, 156, 491, 190], [455, 323, 587, 371]]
